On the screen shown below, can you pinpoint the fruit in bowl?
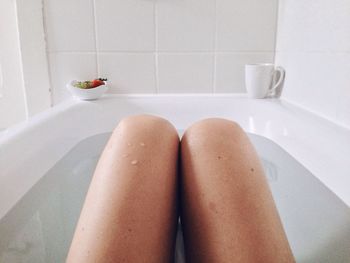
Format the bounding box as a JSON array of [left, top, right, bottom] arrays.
[[74, 78, 107, 89], [67, 78, 108, 100]]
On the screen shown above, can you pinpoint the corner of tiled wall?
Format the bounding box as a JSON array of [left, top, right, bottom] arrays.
[[275, 0, 350, 128], [45, 0, 278, 104]]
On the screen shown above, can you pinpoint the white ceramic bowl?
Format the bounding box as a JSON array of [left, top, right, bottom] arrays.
[[67, 80, 108, 100]]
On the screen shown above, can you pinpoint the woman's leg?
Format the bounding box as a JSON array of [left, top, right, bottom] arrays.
[[67, 115, 179, 263], [180, 118, 294, 263]]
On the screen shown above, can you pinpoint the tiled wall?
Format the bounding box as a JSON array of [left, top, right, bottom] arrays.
[[275, 0, 350, 127], [44, 0, 278, 104]]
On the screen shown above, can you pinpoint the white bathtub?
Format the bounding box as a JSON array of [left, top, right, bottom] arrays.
[[1, 94, 350, 262]]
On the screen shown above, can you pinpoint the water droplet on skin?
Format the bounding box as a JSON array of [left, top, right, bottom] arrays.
[[140, 142, 145, 147], [127, 143, 132, 146], [131, 160, 138, 165]]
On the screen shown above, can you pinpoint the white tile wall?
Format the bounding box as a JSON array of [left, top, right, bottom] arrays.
[[17, 0, 51, 116], [158, 54, 214, 93], [49, 53, 97, 104], [0, 0, 27, 128], [44, 0, 95, 52], [99, 53, 156, 93], [157, 0, 216, 51], [215, 52, 274, 93], [44, 0, 279, 103], [216, 0, 278, 51], [275, 52, 349, 120], [95, 0, 155, 51], [275, 0, 350, 127], [276, 0, 350, 52]]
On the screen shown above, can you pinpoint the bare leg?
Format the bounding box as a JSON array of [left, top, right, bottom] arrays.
[[180, 118, 295, 263], [67, 115, 179, 263]]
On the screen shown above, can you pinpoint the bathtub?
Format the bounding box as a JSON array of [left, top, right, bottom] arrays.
[[1, 94, 350, 262]]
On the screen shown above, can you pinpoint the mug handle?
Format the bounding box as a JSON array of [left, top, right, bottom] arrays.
[[268, 66, 285, 95]]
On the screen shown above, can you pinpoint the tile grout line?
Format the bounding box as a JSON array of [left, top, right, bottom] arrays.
[[272, 0, 280, 65], [92, 0, 99, 77], [47, 50, 281, 54], [41, 0, 54, 107], [153, 0, 159, 93]]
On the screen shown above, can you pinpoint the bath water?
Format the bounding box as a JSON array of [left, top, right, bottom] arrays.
[[1, 133, 350, 263]]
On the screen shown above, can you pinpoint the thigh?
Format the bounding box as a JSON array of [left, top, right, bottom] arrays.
[[67, 115, 179, 263], [180, 118, 294, 263]]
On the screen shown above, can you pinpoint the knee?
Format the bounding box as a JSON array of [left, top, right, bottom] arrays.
[[182, 118, 245, 150], [185, 118, 242, 134], [115, 114, 179, 142], [183, 118, 243, 139]]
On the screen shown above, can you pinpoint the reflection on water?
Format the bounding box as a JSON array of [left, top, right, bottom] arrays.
[[261, 157, 278, 183], [1, 212, 46, 263], [1, 133, 350, 263], [0, 134, 105, 263]]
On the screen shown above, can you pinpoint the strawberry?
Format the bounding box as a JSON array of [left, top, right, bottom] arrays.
[[73, 78, 107, 89], [91, 78, 107, 88]]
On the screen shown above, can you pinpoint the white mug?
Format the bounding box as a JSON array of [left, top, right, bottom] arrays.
[[245, 64, 285, 99]]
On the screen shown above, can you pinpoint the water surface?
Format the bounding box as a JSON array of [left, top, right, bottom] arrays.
[[1, 133, 350, 263]]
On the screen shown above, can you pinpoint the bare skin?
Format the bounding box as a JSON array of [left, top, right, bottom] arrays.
[[67, 116, 294, 263], [180, 118, 295, 263], [66, 115, 179, 263]]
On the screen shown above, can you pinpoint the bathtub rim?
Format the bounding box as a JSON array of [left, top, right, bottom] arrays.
[[1, 94, 350, 219]]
